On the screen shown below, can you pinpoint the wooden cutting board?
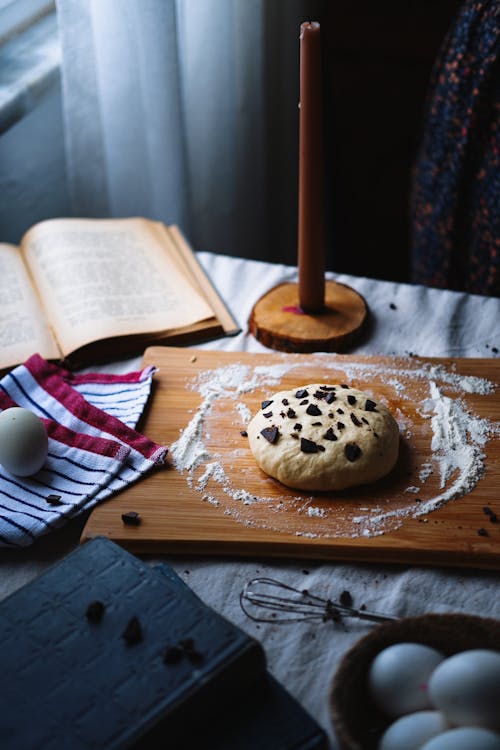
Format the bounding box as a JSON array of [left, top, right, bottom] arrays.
[[81, 346, 500, 569]]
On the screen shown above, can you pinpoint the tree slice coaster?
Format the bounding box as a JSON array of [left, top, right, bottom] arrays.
[[248, 280, 368, 353]]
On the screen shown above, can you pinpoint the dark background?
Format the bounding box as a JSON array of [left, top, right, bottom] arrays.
[[320, 0, 463, 282]]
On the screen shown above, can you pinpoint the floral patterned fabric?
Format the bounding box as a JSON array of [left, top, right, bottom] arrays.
[[411, 0, 500, 296]]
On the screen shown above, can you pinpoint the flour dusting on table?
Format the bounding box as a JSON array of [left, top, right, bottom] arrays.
[[169, 356, 499, 538]]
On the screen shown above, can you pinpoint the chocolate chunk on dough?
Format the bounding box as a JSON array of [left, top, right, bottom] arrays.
[[344, 442, 362, 462], [261, 426, 280, 444]]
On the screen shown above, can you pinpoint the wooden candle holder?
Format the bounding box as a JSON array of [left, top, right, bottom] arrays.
[[249, 21, 368, 353], [248, 280, 368, 353]]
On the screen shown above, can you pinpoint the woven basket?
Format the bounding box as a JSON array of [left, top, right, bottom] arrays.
[[329, 613, 500, 750]]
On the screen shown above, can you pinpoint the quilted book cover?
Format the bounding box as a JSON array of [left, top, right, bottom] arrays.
[[0, 537, 265, 749], [0, 537, 327, 749]]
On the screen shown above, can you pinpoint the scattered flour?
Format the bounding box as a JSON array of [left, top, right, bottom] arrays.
[[307, 506, 328, 518], [169, 356, 499, 539], [171, 361, 300, 474], [197, 461, 226, 490], [235, 402, 252, 423], [413, 381, 496, 517], [419, 462, 433, 482], [387, 378, 406, 395]]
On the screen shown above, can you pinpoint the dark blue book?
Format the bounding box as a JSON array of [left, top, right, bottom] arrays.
[[0, 537, 327, 749]]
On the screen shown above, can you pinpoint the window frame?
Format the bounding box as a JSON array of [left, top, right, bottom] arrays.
[[0, 0, 54, 43]]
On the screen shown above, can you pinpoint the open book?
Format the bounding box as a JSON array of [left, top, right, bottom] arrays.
[[0, 217, 239, 372]]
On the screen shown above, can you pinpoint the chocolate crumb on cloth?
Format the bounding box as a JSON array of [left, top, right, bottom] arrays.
[[247, 383, 399, 491], [45, 494, 63, 506]]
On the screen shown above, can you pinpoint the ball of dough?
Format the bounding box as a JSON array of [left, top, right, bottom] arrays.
[[247, 383, 399, 491]]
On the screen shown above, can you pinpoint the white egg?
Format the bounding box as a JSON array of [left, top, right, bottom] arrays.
[[429, 649, 500, 730], [368, 642, 445, 717], [419, 727, 500, 750], [0, 407, 48, 477], [378, 710, 449, 750]]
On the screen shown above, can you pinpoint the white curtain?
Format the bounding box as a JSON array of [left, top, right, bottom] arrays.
[[56, 0, 323, 263]]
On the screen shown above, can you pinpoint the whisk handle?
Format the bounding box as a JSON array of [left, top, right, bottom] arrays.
[[354, 610, 398, 623]]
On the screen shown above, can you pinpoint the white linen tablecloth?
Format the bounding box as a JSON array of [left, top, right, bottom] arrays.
[[1, 252, 500, 748]]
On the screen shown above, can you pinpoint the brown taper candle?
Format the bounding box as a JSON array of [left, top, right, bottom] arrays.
[[298, 21, 325, 314]]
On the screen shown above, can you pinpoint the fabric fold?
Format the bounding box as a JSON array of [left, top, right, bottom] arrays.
[[0, 355, 167, 548]]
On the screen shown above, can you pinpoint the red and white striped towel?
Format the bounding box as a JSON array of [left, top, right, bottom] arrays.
[[0, 354, 167, 548]]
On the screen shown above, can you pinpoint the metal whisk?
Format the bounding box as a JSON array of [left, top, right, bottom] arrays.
[[240, 577, 398, 624]]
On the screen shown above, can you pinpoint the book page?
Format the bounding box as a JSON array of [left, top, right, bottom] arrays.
[[0, 243, 60, 370], [22, 218, 215, 357]]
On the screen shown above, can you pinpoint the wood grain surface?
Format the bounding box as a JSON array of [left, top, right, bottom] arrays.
[[81, 347, 500, 569], [248, 280, 368, 352]]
